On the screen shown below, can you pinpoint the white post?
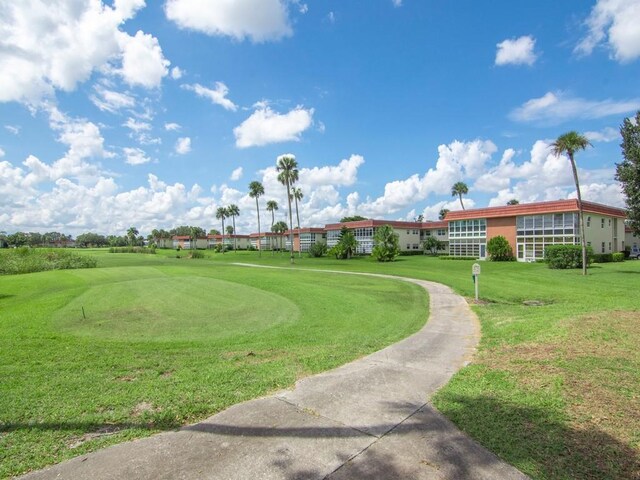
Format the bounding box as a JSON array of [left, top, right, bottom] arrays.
[[475, 274, 479, 301], [472, 263, 481, 302]]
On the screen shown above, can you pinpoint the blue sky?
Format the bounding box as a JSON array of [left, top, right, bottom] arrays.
[[1, 0, 639, 236]]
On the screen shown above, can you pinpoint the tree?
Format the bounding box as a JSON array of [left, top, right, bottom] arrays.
[[616, 110, 640, 236], [451, 182, 469, 210], [126, 226, 139, 246], [423, 236, 444, 255], [415, 214, 424, 222], [208, 228, 220, 236], [76, 232, 108, 247], [215, 207, 228, 254], [290, 187, 304, 257], [551, 131, 591, 275], [486, 235, 515, 261], [507, 199, 520, 205], [227, 204, 240, 251], [272, 220, 288, 251], [371, 225, 400, 262], [266, 200, 278, 229], [226, 225, 234, 236], [329, 226, 358, 259], [340, 215, 368, 223], [438, 208, 450, 220], [249, 181, 265, 257], [276, 154, 299, 264]]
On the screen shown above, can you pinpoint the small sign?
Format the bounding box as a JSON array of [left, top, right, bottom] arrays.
[[472, 263, 481, 275]]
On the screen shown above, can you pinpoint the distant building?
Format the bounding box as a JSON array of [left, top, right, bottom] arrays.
[[445, 199, 627, 261], [172, 235, 207, 249], [207, 234, 250, 250]]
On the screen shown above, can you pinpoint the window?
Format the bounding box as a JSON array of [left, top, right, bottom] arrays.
[[601, 218, 605, 228], [601, 242, 605, 253], [608, 219, 611, 226], [406, 244, 411, 250], [413, 243, 420, 250], [608, 242, 611, 251], [587, 241, 591, 247], [586, 216, 591, 227]]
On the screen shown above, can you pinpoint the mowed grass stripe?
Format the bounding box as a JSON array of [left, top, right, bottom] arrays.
[[0, 262, 428, 478]]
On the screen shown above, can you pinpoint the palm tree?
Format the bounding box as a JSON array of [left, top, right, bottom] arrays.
[[248, 181, 265, 256], [266, 200, 278, 229], [226, 225, 234, 236], [126, 226, 139, 246], [551, 131, 592, 275], [277, 154, 299, 264], [227, 204, 240, 251], [290, 187, 304, 257], [438, 208, 450, 220], [507, 199, 520, 205], [451, 182, 469, 210], [215, 207, 228, 254], [272, 220, 288, 252]]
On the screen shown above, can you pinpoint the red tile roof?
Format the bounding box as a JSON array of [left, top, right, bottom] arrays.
[[445, 199, 627, 221], [207, 234, 250, 239], [324, 219, 424, 230], [421, 220, 448, 229]]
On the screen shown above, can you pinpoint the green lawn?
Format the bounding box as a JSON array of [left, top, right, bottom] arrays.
[[2, 249, 639, 479], [0, 254, 427, 477]]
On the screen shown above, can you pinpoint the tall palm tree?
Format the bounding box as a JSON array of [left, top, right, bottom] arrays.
[[551, 131, 592, 275], [215, 207, 228, 254], [277, 154, 299, 264], [227, 204, 240, 251], [451, 182, 469, 210], [248, 181, 265, 256], [290, 187, 303, 257], [266, 200, 278, 229], [438, 208, 450, 220]]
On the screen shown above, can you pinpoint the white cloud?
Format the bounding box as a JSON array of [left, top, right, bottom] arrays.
[[230, 167, 243, 181], [118, 30, 169, 88], [123, 147, 151, 165], [123, 117, 151, 132], [392, 0, 403, 6], [354, 140, 496, 217], [183, 82, 237, 111], [49, 106, 111, 161], [495, 35, 538, 66], [0, 0, 167, 105], [300, 154, 364, 187], [234, 105, 314, 148], [175, 137, 192, 155], [510, 91, 640, 123], [165, 122, 181, 131], [4, 125, 20, 135], [576, 0, 640, 63], [584, 126, 619, 142], [165, 0, 293, 42], [90, 85, 136, 113], [171, 66, 184, 79], [0, 148, 5, 158]]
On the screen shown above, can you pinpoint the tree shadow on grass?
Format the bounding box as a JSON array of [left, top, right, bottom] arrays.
[[435, 394, 640, 480]]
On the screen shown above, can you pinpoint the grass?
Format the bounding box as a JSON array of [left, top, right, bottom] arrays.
[[196, 250, 640, 479], [0, 255, 427, 477], [2, 248, 639, 479]]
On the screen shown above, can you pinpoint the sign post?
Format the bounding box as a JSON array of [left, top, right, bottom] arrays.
[[472, 263, 481, 301]]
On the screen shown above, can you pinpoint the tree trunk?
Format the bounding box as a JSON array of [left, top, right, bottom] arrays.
[[221, 219, 225, 254], [286, 182, 294, 264], [232, 216, 237, 251], [569, 154, 587, 275], [295, 196, 301, 257], [255, 198, 261, 257], [459, 194, 465, 210]]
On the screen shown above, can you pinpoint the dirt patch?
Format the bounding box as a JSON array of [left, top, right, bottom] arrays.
[[131, 402, 160, 417], [67, 425, 122, 449]]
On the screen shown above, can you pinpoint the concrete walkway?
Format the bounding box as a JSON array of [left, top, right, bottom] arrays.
[[21, 267, 528, 480]]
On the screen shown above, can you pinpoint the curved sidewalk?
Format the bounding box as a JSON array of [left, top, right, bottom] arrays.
[[21, 267, 528, 480]]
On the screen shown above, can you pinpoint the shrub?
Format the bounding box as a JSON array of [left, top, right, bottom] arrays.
[[189, 250, 205, 259], [399, 250, 424, 256], [612, 252, 624, 262], [544, 245, 593, 269], [623, 246, 631, 259], [0, 249, 97, 275], [108, 246, 156, 254], [423, 236, 445, 256], [486, 235, 515, 261], [307, 241, 327, 258], [371, 225, 400, 262], [592, 253, 613, 263]]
